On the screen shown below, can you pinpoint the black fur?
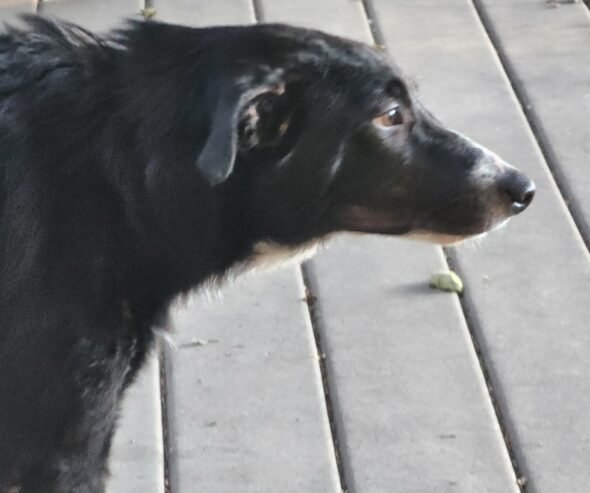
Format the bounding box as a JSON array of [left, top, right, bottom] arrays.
[[0, 17, 533, 492]]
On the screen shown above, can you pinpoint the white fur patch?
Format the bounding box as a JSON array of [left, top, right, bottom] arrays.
[[247, 239, 321, 271], [453, 129, 515, 186], [187, 238, 324, 303]]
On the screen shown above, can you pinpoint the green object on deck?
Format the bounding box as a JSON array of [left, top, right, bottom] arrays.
[[429, 271, 464, 293], [140, 7, 157, 19]]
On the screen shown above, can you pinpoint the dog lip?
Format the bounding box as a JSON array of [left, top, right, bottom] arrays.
[[369, 224, 412, 235], [342, 220, 412, 236]]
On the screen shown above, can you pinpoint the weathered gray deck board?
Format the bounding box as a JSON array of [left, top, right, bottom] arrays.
[[307, 238, 520, 493], [164, 269, 340, 492], [154, 3, 338, 488], [477, 0, 590, 241], [36, 2, 166, 492], [154, 0, 254, 26], [0, 1, 35, 23], [154, 9, 340, 487], [261, 1, 519, 492], [260, 0, 371, 43], [38, 0, 141, 32], [108, 355, 164, 493], [370, 1, 590, 492]]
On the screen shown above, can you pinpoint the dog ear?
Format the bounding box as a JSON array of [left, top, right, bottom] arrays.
[[195, 83, 243, 186], [196, 73, 286, 186]]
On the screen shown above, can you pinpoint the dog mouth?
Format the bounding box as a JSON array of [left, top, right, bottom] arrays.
[[335, 204, 513, 245], [336, 205, 413, 235]]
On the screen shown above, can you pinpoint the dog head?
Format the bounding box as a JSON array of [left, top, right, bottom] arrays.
[[191, 24, 535, 247]]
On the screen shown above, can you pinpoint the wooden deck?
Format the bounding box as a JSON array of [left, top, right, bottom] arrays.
[[2, 1, 589, 492]]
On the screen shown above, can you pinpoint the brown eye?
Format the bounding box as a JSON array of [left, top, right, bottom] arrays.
[[373, 106, 404, 128]]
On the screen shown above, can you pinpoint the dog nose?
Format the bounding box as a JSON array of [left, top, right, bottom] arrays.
[[498, 170, 535, 214]]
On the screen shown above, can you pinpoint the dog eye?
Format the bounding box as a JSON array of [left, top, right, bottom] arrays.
[[373, 106, 404, 128]]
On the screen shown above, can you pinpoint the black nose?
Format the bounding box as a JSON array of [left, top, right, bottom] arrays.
[[498, 171, 535, 214]]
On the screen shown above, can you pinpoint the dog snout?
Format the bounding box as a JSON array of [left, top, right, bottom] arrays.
[[497, 169, 535, 214]]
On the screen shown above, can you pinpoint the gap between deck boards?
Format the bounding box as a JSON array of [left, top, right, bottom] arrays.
[[300, 264, 350, 493]]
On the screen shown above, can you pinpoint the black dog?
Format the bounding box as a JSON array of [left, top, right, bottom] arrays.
[[0, 16, 534, 492]]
